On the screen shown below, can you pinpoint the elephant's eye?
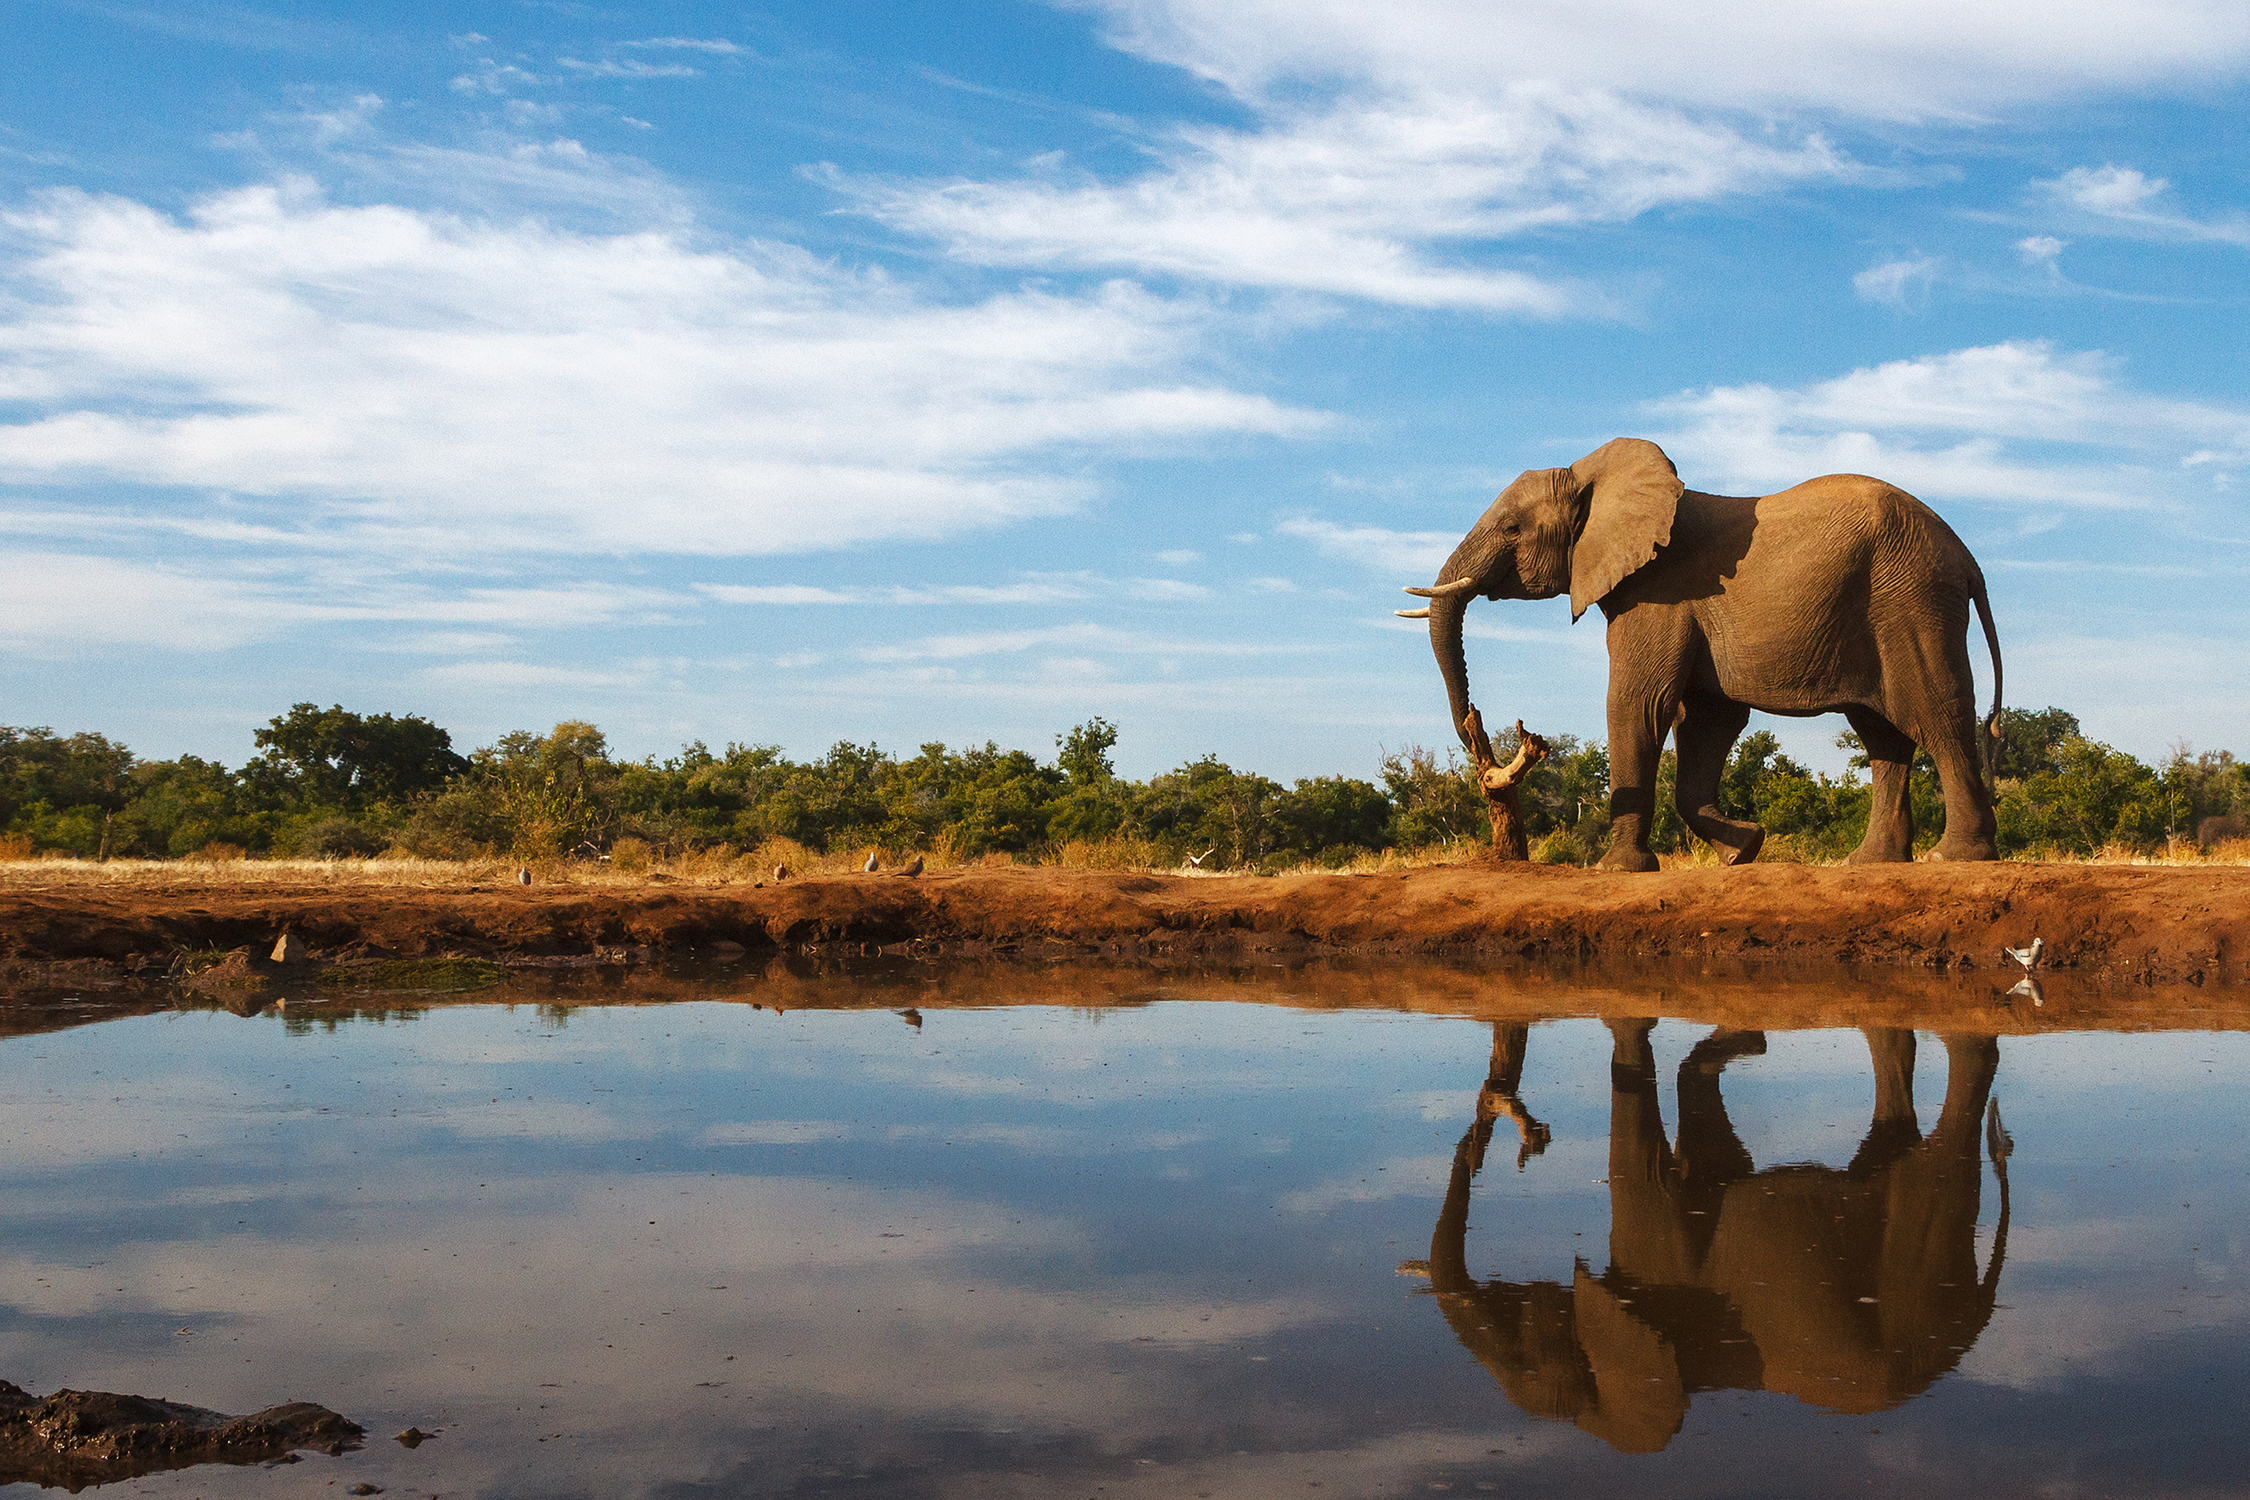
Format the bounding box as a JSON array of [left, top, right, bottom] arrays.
[[1502, 521, 1521, 538]]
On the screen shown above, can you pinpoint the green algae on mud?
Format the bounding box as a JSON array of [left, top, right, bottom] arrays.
[[314, 957, 508, 994]]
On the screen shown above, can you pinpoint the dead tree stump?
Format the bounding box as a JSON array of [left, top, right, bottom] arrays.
[[1461, 707, 1550, 861]]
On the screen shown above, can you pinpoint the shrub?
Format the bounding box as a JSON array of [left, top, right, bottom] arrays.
[[609, 836, 654, 873], [1532, 828, 1590, 865], [291, 816, 386, 859], [0, 832, 30, 860], [2199, 814, 2246, 849]]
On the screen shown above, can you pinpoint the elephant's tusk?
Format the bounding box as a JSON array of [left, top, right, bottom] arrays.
[[1402, 577, 1479, 599], [1395, 607, 1431, 619]]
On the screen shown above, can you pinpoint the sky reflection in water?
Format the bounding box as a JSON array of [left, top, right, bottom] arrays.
[[2, 992, 2246, 1497]]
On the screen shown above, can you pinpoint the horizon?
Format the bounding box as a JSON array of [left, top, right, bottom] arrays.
[[4, 2, 2247, 782]]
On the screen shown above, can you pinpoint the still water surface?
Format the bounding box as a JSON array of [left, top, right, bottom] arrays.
[[3, 981, 2246, 1496]]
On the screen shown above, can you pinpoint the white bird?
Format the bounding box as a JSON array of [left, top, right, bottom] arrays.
[[516, 864, 532, 886], [2003, 936, 2044, 971], [862, 851, 879, 873], [1182, 847, 1217, 870], [896, 854, 924, 877], [2008, 975, 2044, 1007]]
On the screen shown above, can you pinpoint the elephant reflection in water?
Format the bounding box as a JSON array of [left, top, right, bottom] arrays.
[[1423, 1021, 2008, 1453]]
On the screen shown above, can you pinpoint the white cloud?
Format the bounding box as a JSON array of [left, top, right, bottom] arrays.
[[0, 548, 689, 654], [2017, 234, 2067, 270], [2032, 164, 2250, 246], [2047, 164, 2168, 214], [1853, 255, 1939, 306], [1655, 341, 2250, 510], [1275, 517, 1455, 576], [859, 622, 1299, 663], [835, 89, 1843, 311], [419, 661, 646, 689], [697, 580, 1092, 607], [1073, 0, 2250, 117], [838, 3, 2250, 311], [622, 37, 749, 55], [1126, 576, 1209, 600], [1155, 548, 1201, 564], [558, 57, 701, 80], [0, 172, 1327, 559]]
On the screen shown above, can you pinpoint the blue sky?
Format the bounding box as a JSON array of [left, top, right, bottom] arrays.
[[2, 1, 2246, 780]]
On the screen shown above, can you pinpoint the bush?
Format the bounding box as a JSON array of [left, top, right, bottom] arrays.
[[2199, 814, 2247, 848], [291, 816, 387, 859], [1532, 828, 1590, 865]]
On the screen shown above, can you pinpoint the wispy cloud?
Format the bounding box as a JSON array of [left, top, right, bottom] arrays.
[[1078, 0, 2250, 117], [1654, 341, 2250, 510], [0, 551, 686, 654], [835, 2, 2250, 313], [1275, 518, 1455, 576], [0, 161, 1328, 562], [621, 37, 749, 55], [1854, 255, 1940, 306], [859, 622, 1302, 663], [557, 57, 701, 80], [696, 581, 1089, 606], [833, 90, 1843, 312], [2032, 164, 2250, 247]]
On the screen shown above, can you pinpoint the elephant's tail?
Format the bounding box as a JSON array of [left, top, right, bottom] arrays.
[[1971, 566, 2003, 791]]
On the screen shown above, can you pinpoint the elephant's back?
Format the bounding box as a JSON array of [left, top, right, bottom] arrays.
[[1757, 474, 1979, 588]]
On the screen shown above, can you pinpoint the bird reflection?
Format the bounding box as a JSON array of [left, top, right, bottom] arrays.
[[1418, 1020, 2009, 1453]]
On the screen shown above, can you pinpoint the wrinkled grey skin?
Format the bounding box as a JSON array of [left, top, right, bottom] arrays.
[[1413, 438, 2002, 870]]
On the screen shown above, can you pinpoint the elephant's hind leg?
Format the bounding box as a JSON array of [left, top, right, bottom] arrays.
[[1845, 707, 1916, 864], [1675, 698, 1764, 865]]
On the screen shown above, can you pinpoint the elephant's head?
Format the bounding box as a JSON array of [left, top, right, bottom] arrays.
[[1400, 438, 1683, 746]]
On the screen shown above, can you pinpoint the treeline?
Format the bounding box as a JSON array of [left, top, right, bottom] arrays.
[[2, 702, 2245, 868]]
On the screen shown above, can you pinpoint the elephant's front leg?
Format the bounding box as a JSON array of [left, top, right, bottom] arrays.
[[1675, 698, 1764, 865], [1599, 704, 1663, 872]]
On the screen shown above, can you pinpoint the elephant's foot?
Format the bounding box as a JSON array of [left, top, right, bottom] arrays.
[[1597, 841, 1660, 873], [1926, 831, 2000, 862], [1690, 817, 1764, 866], [1845, 836, 1913, 865]]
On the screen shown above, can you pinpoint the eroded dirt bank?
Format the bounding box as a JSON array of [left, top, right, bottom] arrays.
[[5, 861, 2248, 986]]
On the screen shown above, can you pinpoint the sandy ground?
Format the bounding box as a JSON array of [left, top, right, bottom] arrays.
[[4, 860, 2247, 990]]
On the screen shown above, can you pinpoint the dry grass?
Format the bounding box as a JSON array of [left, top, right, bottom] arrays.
[[10, 833, 2250, 891]]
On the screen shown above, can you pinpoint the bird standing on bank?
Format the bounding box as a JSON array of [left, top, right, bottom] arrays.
[[773, 862, 790, 882], [862, 851, 879, 873], [1182, 847, 1216, 870], [2004, 936, 2044, 971], [896, 854, 924, 877], [516, 864, 532, 886]]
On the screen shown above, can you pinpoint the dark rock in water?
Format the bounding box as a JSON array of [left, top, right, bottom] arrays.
[[394, 1425, 434, 1447], [348, 1485, 385, 1496], [0, 1378, 361, 1492]]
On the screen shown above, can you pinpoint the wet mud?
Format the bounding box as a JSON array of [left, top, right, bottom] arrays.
[[0, 1379, 360, 1492]]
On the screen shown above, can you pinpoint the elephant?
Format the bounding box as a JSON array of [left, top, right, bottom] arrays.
[[1399, 439, 2003, 869], [1412, 1020, 2009, 1453]]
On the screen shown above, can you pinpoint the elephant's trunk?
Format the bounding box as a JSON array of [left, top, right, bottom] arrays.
[[1416, 527, 1501, 751], [1429, 588, 1474, 750]]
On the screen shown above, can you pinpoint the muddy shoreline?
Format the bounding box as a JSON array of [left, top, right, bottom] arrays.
[[5, 862, 2249, 1002]]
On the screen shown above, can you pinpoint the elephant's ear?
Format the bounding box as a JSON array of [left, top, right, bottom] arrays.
[[1567, 438, 1683, 622]]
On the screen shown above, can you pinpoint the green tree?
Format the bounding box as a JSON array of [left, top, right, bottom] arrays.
[[244, 703, 468, 812], [1268, 776, 1391, 863], [1991, 706, 2082, 780]]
